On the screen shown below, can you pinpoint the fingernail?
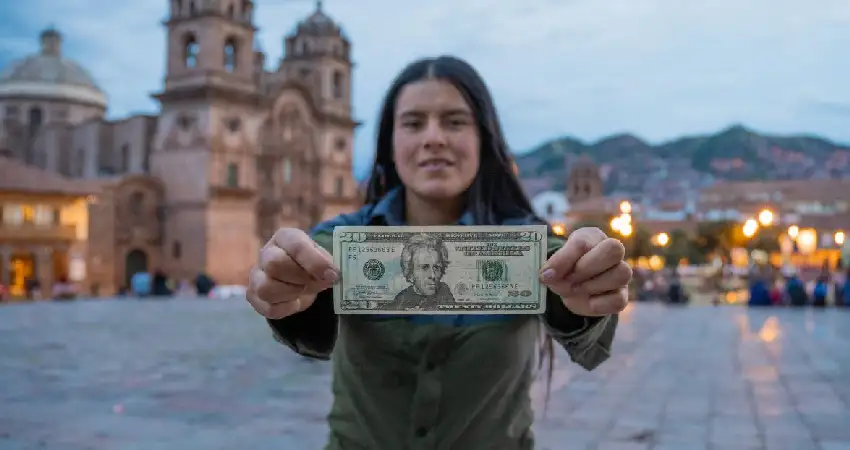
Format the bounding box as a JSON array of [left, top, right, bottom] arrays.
[[541, 269, 556, 282], [323, 269, 338, 282]]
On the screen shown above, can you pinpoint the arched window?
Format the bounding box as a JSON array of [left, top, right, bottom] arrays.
[[332, 70, 344, 99], [241, 0, 251, 19], [28, 106, 42, 137], [282, 158, 292, 184], [226, 162, 239, 187], [183, 34, 199, 68], [224, 38, 237, 72]]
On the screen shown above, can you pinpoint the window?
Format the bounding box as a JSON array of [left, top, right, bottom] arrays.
[[225, 117, 241, 132], [545, 203, 554, 216], [4, 105, 19, 119], [184, 34, 199, 68], [129, 192, 144, 217], [172, 241, 182, 259], [21, 205, 35, 224], [34, 205, 54, 225], [332, 70, 344, 99], [121, 144, 130, 172], [227, 3, 234, 17], [335, 176, 344, 197], [224, 38, 237, 72], [3, 205, 23, 225], [28, 106, 42, 137], [226, 163, 239, 187], [282, 158, 292, 183]]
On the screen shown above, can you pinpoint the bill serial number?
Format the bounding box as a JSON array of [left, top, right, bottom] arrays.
[[349, 245, 394, 253], [471, 283, 521, 289]]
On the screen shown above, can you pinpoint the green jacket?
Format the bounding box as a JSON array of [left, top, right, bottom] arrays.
[[267, 194, 618, 450]]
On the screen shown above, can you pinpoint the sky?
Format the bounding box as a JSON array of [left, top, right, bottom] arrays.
[[1, 0, 849, 179]]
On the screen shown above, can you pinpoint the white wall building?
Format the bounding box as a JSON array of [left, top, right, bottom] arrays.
[[531, 190, 569, 223]]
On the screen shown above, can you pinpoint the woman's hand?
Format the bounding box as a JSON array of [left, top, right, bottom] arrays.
[[247, 228, 339, 319], [539, 227, 632, 317]]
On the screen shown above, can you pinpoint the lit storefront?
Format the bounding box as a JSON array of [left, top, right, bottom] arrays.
[[0, 157, 96, 299]]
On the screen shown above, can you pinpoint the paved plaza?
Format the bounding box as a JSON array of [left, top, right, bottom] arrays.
[[0, 299, 848, 450]]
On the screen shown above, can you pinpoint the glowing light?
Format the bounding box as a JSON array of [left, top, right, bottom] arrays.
[[552, 223, 566, 236], [654, 232, 669, 247], [835, 231, 845, 246], [757, 209, 774, 226], [797, 228, 817, 255], [648, 255, 663, 270], [619, 201, 632, 214], [787, 225, 799, 239], [619, 223, 633, 237], [610, 216, 623, 232], [742, 219, 759, 238]]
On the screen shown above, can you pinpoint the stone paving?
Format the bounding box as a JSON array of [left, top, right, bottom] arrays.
[[0, 299, 848, 450]]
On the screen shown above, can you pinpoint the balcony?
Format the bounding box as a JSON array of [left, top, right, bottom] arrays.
[[0, 222, 78, 241]]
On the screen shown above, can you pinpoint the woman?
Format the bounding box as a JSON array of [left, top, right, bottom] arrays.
[[247, 56, 631, 449]]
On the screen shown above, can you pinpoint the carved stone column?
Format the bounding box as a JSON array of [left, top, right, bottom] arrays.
[[0, 245, 10, 286]]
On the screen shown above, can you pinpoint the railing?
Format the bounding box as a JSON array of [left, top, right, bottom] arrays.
[[0, 223, 78, 241]]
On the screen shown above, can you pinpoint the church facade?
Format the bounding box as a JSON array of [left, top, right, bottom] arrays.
[[0, 1, 359, 295]]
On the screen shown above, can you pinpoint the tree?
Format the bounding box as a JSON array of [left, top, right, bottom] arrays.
[[748, 226, 781, 253], [661, 229, 695, 267], [693, 220, 741, 262]]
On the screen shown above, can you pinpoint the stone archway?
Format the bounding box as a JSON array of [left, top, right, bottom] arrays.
[[124, 249, 148, 287]]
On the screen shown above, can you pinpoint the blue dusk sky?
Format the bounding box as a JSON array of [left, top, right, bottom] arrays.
[[1, 0, 848, 178]]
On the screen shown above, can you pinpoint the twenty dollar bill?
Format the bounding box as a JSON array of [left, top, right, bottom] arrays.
[[332, 225, 548, 315]]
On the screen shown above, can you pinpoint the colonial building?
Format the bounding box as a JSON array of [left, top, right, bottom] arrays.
[[0, 156, 97, 298], [0, 1, 360, 294], [565, 155, 603, 204]]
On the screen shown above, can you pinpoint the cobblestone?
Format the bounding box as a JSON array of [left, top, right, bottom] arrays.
[[0, 299, 848, 449]]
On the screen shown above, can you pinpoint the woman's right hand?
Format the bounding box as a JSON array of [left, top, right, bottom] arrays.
[[247, 228, 339, 319]]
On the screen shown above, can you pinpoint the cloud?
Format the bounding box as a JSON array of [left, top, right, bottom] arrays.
[[2, 0, 849, 178]]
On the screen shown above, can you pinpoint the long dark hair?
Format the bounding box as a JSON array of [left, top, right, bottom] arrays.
[[363, 55, 556, 412]]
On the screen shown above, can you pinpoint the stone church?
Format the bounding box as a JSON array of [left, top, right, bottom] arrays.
[[0, 0, 359, 293]]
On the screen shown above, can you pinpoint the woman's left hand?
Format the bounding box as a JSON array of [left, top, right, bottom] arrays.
[[539, 227, 632, 317]]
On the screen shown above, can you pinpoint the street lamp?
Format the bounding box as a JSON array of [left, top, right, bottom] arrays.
[[654, 232, 669, 247], [757, 209, 774, 226], [788, 225, 799, 239], [743, 218, 759, 238], [797, 228, 817, 255], [619, 201, 632, 214]]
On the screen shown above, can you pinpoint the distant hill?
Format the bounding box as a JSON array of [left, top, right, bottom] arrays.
[[515, 124, 850, 197]]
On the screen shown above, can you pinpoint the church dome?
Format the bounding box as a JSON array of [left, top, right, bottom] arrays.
[[0, 28, 107, 108], [295, 1, 345, 38]]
